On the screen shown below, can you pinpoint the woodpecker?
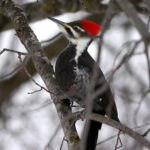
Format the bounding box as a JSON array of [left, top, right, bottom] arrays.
[[48, 17, 119, 150]]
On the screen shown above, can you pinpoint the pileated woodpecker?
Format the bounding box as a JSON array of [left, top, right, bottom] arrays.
[[48, 17, 119, 150]]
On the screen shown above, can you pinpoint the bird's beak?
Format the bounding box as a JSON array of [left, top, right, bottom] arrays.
[[48, 17, 78, 39], [48, 17, 68, 28]]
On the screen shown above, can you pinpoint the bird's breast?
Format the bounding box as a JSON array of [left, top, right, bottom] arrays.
[[73, 65, 90, 85], [55, 56, 90, 104]]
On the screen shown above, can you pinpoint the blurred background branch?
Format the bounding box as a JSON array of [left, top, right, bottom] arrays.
[[0, 0, 149, 32]]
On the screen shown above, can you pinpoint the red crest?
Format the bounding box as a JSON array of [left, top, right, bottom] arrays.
[[80, 20, 101, 36]]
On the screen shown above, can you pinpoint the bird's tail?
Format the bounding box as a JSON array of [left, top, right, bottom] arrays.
[[84, 120, 102, 150]]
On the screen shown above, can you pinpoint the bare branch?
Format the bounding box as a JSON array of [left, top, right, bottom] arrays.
[[97, 122, 150, 146], [134, 90, 150, 125], [144, 43, 150, 88], [116, 0, 150, 40], [81, 3, 118, 149], [44, 124, 61, 150], [115, 131, 122, 150], [97, 133, 120, 146], [6, 49, 55, 95], [0, 48, 27, 56], [135, 122, 150, 129], [27, 87, 43, 94], [18, 100, 53, 117], [0, 1, 108, 32], [21, 61, 54, 95], [89, 113, 150, 149], [0, 0, 148, 32], [108, 40, 142, 81], [0, 0, 79, 149], [40, 33, 62, 45], [60, 136, 67, 150], [142, 128, 150, 137], [0, 48, 29, 82]]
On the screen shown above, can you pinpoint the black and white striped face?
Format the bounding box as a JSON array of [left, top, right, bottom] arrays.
[[48, 17, 101, 62], [58, 23, 90, 40], [58, 23, 91, 62], [48, 17, 94, 39], [52, 19, 92, 62], [48, 17, 101, 39]]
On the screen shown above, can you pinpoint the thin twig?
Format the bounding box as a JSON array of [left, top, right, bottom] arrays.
[[18, 56, 56, 95], [133, 41, 150, 126], [81, 2, 118, 149], [0, 48, 29, 81], [97, 122, 150, 146], [89, 113, 150, 149], [0, 57, 29, 81], [134, 90, 150, 125], [0, 49, 55, 95], [44, 124, 61, 150], [108, 40, 142, 82], [60, 136, 66, 150], [97, 134, 120, 146], [19, 101, 53, 117], [0, 48, 27, 56], [112, 40, 140, 69], [28, 87, 43, 94], [116, 0, 150, 40], [0, 48, 56, 95], [142, 128, 150, 137], [135, 122, 150, 129], [115, 130, 122, 150], [144, 43, 150, 88], [72, 110, 85, 122], [25, 101, 53, 113], [40, 33, 62, 44]]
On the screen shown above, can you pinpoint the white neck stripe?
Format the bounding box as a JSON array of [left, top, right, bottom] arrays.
[[70, 38, 91, 63]]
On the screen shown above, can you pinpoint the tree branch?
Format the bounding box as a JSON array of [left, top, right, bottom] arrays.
[[116, 0, 150, 40], [0, 35, 68, 111], [0, 0, 108, 32], [0, 0, 79, 149], [0, 0, 148, 32], [0, 48, 28, 82], [89, 113, 150, 149]]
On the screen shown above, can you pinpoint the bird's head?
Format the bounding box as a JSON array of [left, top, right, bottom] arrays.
[[48, 17, 101, 43], [48, 17, 101, 62]]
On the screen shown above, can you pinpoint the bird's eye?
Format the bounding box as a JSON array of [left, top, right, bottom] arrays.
[[74, 26, 85, 32]]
